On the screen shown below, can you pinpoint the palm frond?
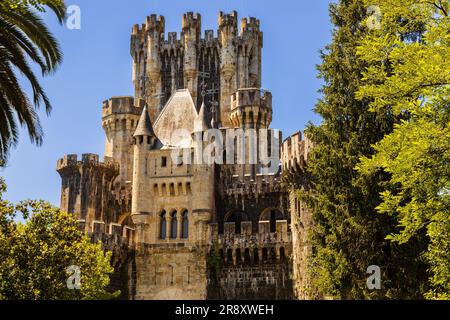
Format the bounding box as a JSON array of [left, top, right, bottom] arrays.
[[0, 2, 63, 163]]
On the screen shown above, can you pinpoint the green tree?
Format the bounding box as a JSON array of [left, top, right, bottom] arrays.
[[0, 0, 65, 165], [0, 178, 117, 300], [0, 0, 63, 12], [300, 0, 428, 299], [356, 0, 450, 299]]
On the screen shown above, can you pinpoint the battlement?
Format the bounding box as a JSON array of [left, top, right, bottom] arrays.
[[132, 14, 165, 36], [203, 29, 215, 42], [210, 229, 291, 249], [231, 88, 272, 111], [223, 173, 282, 197], [87, 222, 135, 245], [161, 29, 218, 47], [240, 17, 260, 33], [102, 96, 141, 119], [182, 12, 201, 32], [132, 11, 262, 48], [218, 11, 238, 28], [56, 153, 119, 172], [281, 131, 312, 172], [230, 89, 272, 128], [165, 32, 179, 45], [208, 220, 292, 266], [146, 14, 165, 34]]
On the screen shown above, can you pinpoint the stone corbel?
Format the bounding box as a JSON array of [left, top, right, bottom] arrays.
[[131, 212, 151, 244], [192, 209, 212, 244]]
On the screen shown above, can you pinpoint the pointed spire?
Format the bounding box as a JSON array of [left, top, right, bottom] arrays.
[[194, 102, 209, 132], [133, 105, 155, 137]]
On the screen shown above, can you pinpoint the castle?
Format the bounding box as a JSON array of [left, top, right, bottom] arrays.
[[56, 11, 312, 300]]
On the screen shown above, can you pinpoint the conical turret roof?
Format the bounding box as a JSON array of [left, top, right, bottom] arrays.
[[133, 105, 155, 137]]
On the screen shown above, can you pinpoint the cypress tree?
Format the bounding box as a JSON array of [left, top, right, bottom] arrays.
[[301, 0, 428, 299]]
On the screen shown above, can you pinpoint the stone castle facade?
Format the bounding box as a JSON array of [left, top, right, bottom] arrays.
[[56, 11, 312, 300]]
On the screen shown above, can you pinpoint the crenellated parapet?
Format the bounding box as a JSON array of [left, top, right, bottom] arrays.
[[230, 88, 272, 128], [240, 17, 262, 39], [130, 11, 265, 128], [182, 12, 201, 41], [102, 96, 141, 117], [217, 11, 238, 79], [208, 220, 291, 266], [281, 131, 313, 173], [218, 11, 238, 30], [101, 97, 142, 185], [280, 131, 313, 299], [221, 173, 283, 198], [56, 154, 120, 233], [101, 97, 142, 133], [131, 14, 165, 46], [57, 153, 119, 173]]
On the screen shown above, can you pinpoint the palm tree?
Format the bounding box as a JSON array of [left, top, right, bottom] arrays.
[[0, 1, 66, 165]]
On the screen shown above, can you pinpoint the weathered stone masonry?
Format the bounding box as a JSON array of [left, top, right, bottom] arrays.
[[56, 11, 311, 300]]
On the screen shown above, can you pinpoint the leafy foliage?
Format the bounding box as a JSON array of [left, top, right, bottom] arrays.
[[0, 178, 116, 300], [356, 0, 450, 299], [0, 0, 65, 165], [0, 0, 63, 13], [300, 0, 429, 299]]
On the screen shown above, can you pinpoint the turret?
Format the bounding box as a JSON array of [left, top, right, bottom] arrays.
[[102, 97, 142, 185], [131, 15, 165, 120], [182, 12, 201, 103], [132, 105, 157, 218], [240, 17, 263, 88], [56, 154, 119, 233], [230, 88, 272, 129], [133, 105, 156, 141], [146, 15, 165, 120], [218, 11, 238, 128]]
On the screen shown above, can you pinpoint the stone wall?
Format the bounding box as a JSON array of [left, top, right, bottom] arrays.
[[207, 229, 293, 299], [131, 244, 208, 300], [281, 131, 313, 299], [208, 264, 292, 299]]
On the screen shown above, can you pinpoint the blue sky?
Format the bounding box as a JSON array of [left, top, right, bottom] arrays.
[[1, 0, 333, 206]]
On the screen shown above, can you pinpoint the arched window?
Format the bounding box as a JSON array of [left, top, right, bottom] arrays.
[[170, 211, 178, 239], [260, 209, 284, 233], [280, 247, 286, 262], [253, 248, 259, 264], [262, 248, 268, 262], [249, 111, 254, 128], [270, 247, 277, 262], [227, 249, 233, 264], [224, 211, 246, 234], [270, 210, 276, 233], [181, 210, 188, 239], [159, 211, 166, 239], [244, 248, 251, 264], [236, 248, 242, 264]]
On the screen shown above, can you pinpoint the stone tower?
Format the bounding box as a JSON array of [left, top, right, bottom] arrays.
[[130, 11, 263, 128], [56, 154, 119, 233]]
